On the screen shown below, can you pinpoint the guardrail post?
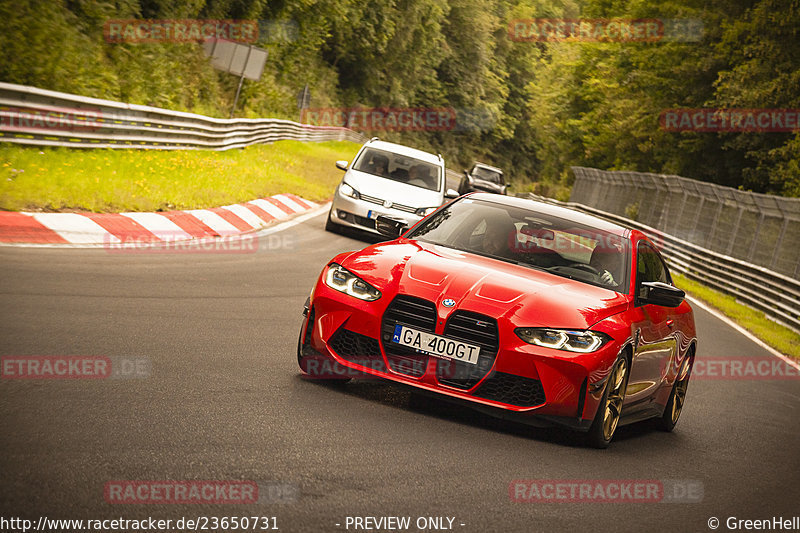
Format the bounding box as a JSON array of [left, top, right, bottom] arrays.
[[771, 218, 790, 270], [747, 213, 766, 263]]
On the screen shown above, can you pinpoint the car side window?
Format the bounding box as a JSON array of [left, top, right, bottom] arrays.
[[637, 242, 670, 285]]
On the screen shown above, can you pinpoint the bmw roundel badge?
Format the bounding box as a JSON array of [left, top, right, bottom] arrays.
[[442, 298, 456, 308]]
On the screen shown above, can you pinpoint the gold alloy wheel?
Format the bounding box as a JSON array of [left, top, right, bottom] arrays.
[[602, 358, 628, 441], [671, 362, 690, 424]]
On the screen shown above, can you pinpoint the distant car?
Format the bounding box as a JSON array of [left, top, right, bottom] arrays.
[[459, 162, 508, 195], [299, 193, 697, 448], [326, 138, 459, 236]]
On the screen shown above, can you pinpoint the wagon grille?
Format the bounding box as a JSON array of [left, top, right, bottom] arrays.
[[359, 194, 418, 213]]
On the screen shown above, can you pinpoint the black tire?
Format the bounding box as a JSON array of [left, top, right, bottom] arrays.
[[656, 357, 692, 432], [297, 324, 351, 383], [586, 354, 630, 449], [324, 208, 341, 233]]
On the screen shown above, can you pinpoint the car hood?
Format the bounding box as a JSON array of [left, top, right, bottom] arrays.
[[344, 169, 444, 208], [340, 240, 630, 330]]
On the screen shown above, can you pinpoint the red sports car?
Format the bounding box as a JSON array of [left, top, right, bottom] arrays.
[[298, 193, 697, 447]]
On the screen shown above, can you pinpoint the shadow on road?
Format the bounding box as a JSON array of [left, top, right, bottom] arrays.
[[296, 375, 662, 449]]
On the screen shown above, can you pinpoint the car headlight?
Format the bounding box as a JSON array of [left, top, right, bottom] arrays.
[[514, 328, 610, 353], [324, 263, 381, 301], [340, 182, 360, 199], [415, 207, 438, 216]]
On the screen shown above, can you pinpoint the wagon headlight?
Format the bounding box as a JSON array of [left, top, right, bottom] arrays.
[[514, 328, 610, 353], [415, 207, 438, 216], [325, 263, 381, 301], [340, 182, 360, 199]]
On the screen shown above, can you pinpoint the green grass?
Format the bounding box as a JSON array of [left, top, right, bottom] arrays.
[[673, 273, 800, 360], [0, 141, 361, 212]]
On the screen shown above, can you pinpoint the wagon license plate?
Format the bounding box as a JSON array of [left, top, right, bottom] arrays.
[[391, 325, 480, 365]]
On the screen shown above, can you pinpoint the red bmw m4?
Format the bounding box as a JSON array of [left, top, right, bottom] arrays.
[[298, 193, 697, 447]]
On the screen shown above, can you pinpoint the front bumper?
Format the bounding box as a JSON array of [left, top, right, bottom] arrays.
[[299, 282, 621, 431], [328, 192, 423, 234]]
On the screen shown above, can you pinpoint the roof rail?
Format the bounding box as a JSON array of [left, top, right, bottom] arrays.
[[369, 136, 380, 142]]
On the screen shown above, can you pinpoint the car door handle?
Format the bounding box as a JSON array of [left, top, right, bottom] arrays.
[[666, 319, 675, 328]]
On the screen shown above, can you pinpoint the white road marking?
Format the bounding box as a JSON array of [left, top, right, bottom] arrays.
[[248, 199, 290, 219], [120, 212, 193, 241], [27, 213, 120, 244], [221, 204, 266, 228], [687, 295, 800, 371], [184, 209, 240, 235], [272, 194, 307, 213]]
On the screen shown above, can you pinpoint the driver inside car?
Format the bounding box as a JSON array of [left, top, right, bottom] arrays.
[[589, 242, 624, 287], [365, 153, 389, 177], [480, 215, 516, 259]]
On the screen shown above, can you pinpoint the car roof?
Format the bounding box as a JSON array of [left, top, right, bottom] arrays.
[[364, 139, 442, 166], [473, 162, 503, 174], [468, 193, 630, 236]]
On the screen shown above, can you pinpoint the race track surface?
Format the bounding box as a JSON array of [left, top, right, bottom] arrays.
[[1, 210, 798, 532]]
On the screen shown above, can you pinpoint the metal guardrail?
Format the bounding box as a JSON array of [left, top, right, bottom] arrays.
[[570, 166, 800, 280], [0, 82, 367, 150], [523, 192, 800, 335]]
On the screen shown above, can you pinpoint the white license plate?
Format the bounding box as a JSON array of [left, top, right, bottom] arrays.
[[367, 210, 382, 220], [391, 325, 481, 365]]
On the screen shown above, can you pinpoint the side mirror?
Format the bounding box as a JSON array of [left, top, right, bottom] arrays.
[[639, 281, 685, 307], [335, 160, 348, 171], [445, 188, 460, 199], [375, 215, 408, 239]]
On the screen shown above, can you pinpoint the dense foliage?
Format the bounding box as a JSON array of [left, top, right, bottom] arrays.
[[1, 0, 797, 196]]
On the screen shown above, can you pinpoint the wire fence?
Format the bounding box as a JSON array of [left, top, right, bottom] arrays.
[[570, 166, 800, 280], [525, 191, 800, 334]]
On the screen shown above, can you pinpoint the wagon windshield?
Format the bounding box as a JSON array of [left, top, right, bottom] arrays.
[[353, 148, 442, 191], [406, 197, 631, 293]]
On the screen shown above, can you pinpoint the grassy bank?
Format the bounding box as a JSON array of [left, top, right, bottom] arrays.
[[0, 141, 360, 213], [673, 273, 800, 360]]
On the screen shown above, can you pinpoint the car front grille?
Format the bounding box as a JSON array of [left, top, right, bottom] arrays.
[[473, 371, 546, 407], [380, 295, 437, 377], [329, 327, 386, 372], [436, 311, 499, 389], [359, 193, 418, 214]]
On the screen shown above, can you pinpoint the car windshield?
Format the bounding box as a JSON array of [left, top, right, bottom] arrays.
[[472, 166, 503, 184], [353, 147, 442, 191], [406, 197, 630, 293]]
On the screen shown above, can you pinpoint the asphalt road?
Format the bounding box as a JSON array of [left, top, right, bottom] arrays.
[[1, 208, 799, 533]]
